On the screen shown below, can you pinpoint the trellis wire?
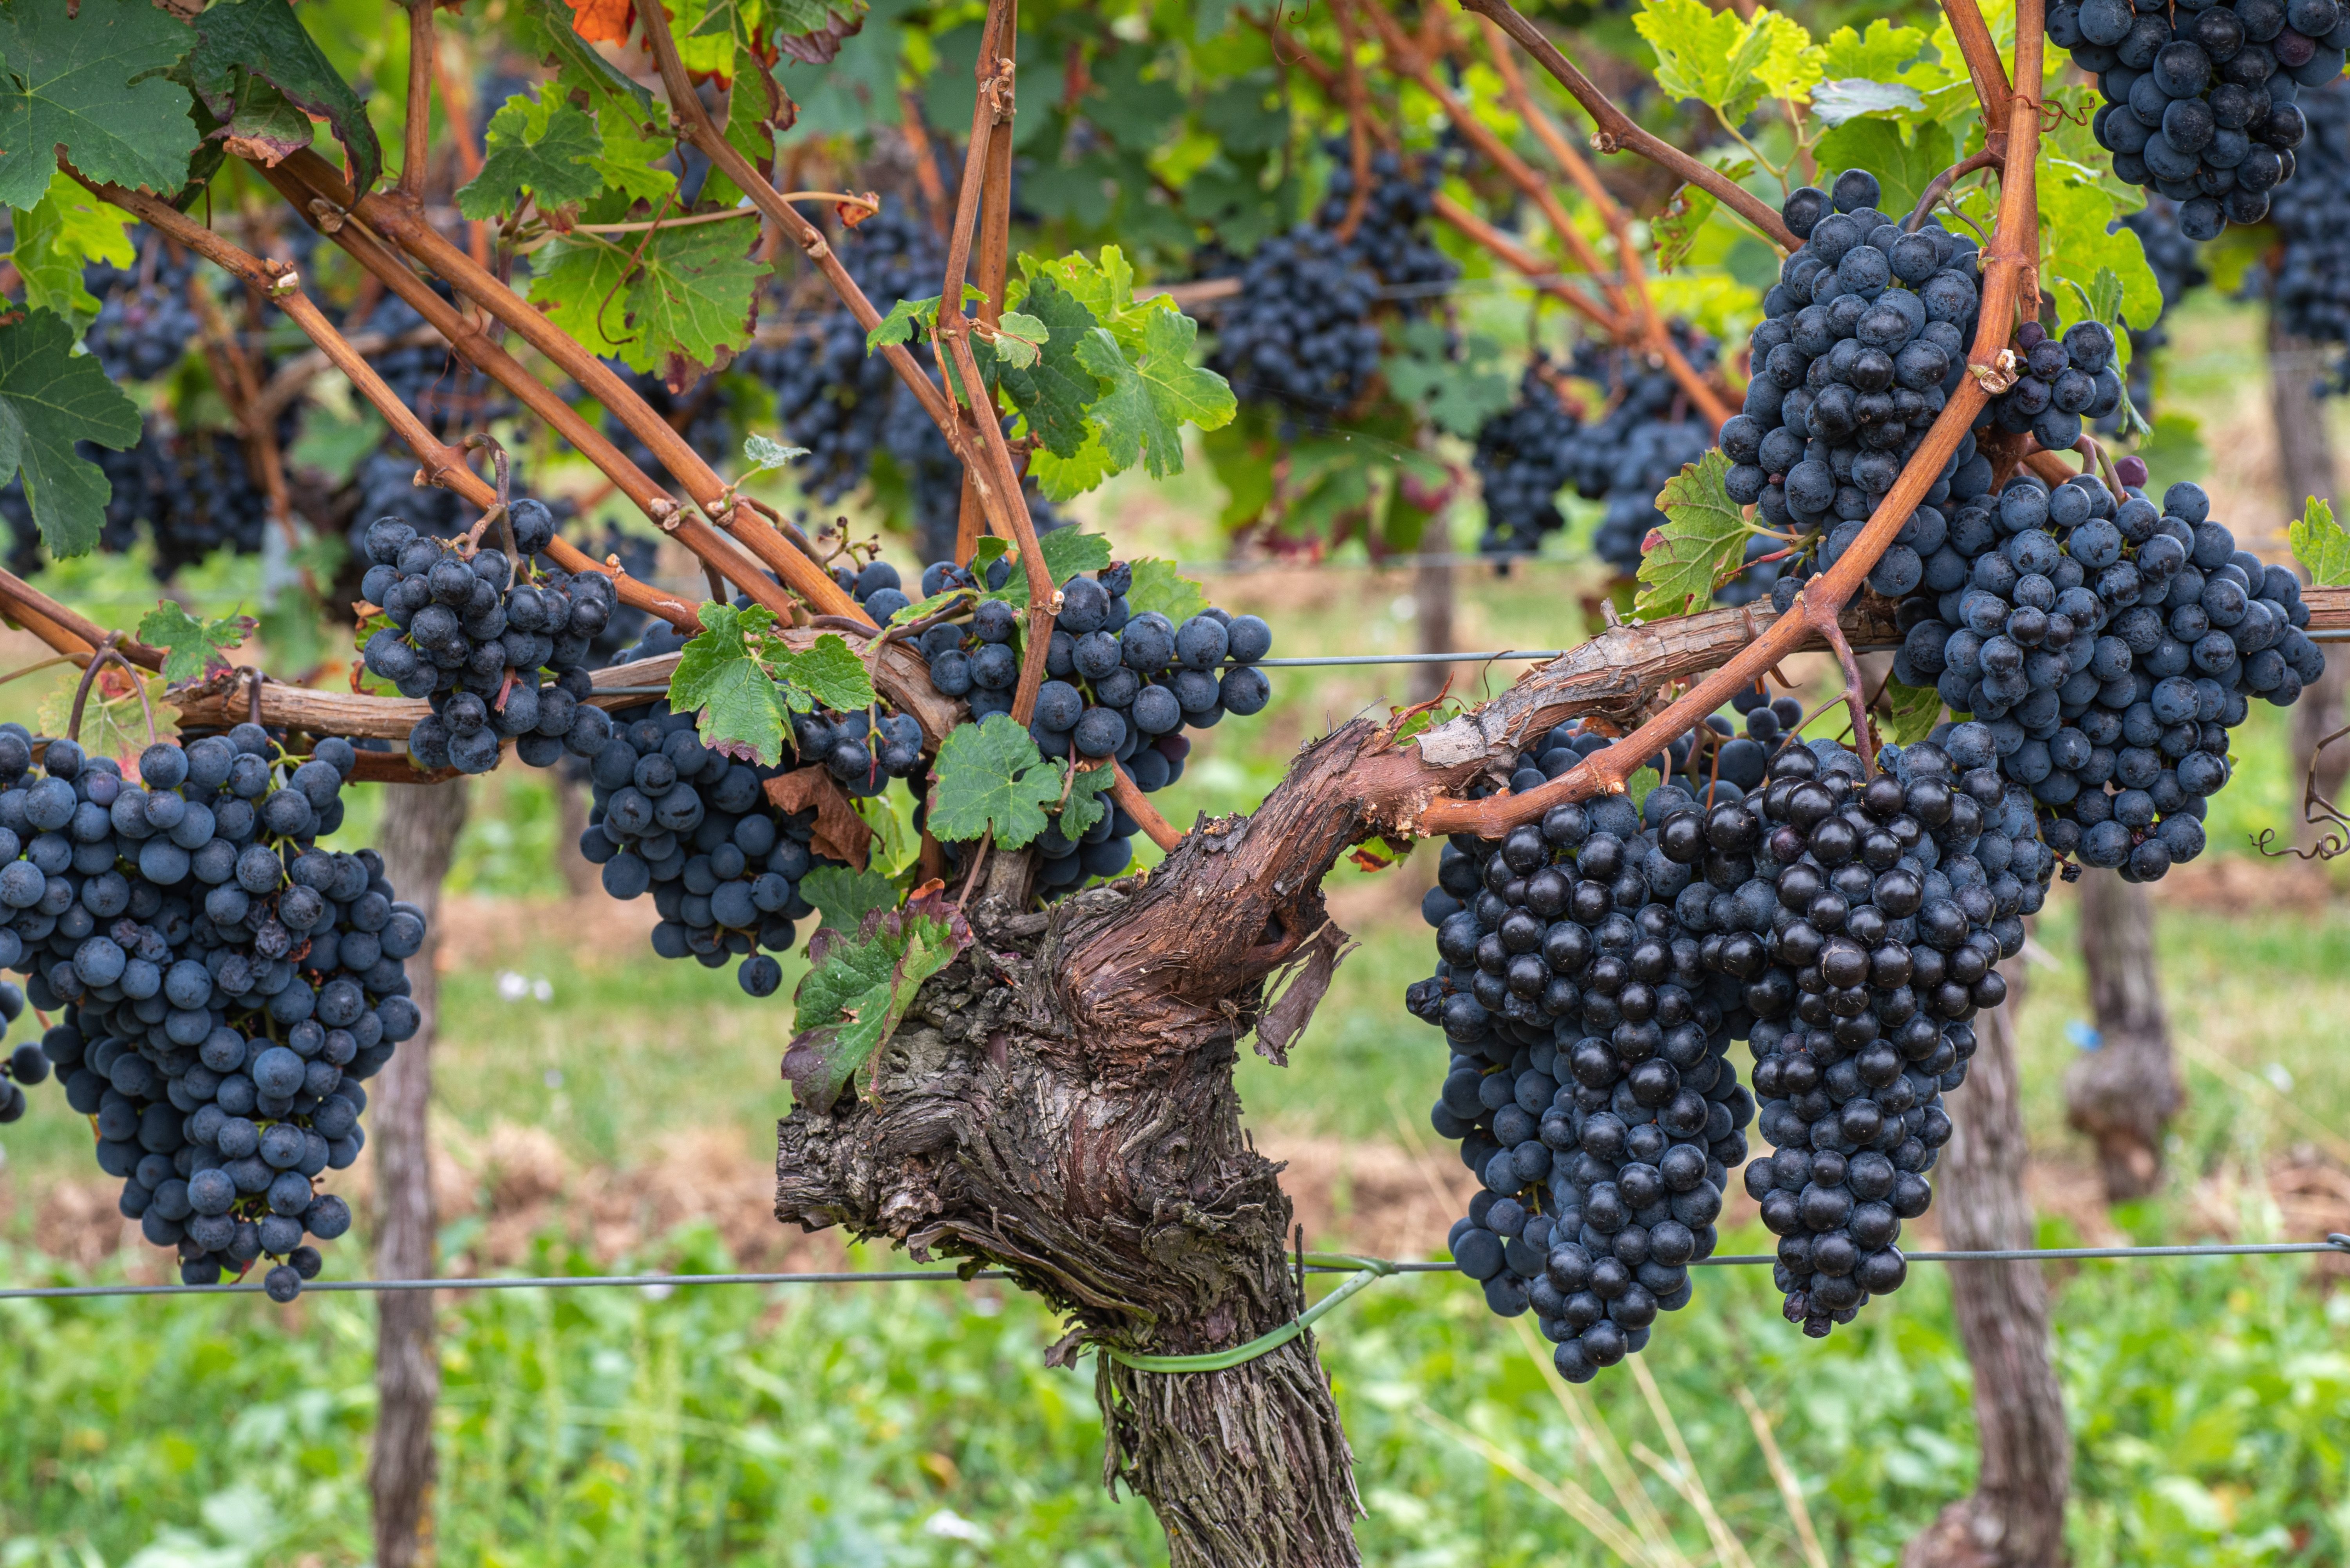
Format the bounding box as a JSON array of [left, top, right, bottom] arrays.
[[588, 626, 2349, 692], [5, 1236, 2342, 1301]]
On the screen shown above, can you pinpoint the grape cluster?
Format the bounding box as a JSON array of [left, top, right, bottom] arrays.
[[571, 694, 839, 999], [84, 233, 201, 385], [1, 726, 421, 1301], [2064, 0, 2346, 237], [916, 553, 1271, 893], [2265, 78, 2350, 391], [1726, 739, 2029, 1334], [0, 425, 269, 583], [1560, 333, 1726, 577], [1491, 697, 1804, 814], [355, 506, 621, 775], [1982, 319, 2127, 455], [0, 979, 34, 1125], [1892, 468, 2321, 880], [1207, 147, 1455, 429], [2112, 200, 2211, 425], [1720, 170, 1991, 614], [1407, 773, 1754, 1380], [1471, 363, 1583, 554]]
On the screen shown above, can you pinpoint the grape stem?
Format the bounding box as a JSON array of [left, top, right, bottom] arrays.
[[1472, 13, 1733, 427], [271, 148, 862, 625], [1455, 0, 1803, 252], [2070, 433, 2128, 505], [1904, 149, 2002, 234], [624, 0, 1040, 596], [80, 168, 707, 636], [1411, 0, 2047, 834]]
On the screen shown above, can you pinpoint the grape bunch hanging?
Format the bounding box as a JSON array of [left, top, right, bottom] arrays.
[[356, 505, 622, 775], [2063, 0, 2347, 237], [2, 726, 422, 1302], [917, 552, 1273, 894]]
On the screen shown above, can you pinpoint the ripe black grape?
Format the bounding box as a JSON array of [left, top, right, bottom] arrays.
[[2063, 0, 2347, 237], [356, 509, 620, 775], [0, 726, 417, 1296]]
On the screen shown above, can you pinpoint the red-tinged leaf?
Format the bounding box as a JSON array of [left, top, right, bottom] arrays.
[[565, 0, 637, 45]]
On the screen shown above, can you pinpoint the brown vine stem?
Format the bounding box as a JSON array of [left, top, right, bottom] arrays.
[[1111, 762, 1182, 853], [621, 0, 1009, 548], [1473, 15, 1732, 426], [89, 171, 701, 632], [1357, 0, 1630, 328], [1414, 0, 2046, 836], [954, 0, 1025, 566], [1456, 0, 1802, 252], [926, 0, 1061, 728], [1905, 148, 2002, 233], [1425, 194, 1623, 331], [273, 148, 866, 626], [399, 0, 436, 207], [244, 160, 752, 628], [1941, 0, 2017, 129], [1330, 0, 1377, 245], [0, 565, 164, 671]]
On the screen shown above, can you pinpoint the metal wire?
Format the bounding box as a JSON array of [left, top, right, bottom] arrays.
[[5, 1237, 2341, 1301]]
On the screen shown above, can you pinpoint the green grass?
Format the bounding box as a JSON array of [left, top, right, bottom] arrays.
[[5, 1222, 2348, 1565]]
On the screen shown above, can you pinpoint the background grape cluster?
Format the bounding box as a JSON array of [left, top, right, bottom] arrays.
[[2, 727, 422, 1301], [2264, 77, 2350, 390], [2065, 0, 2348, 238], [1206, 146, 1456, 430], [2111, 199, 2211, 423], [356, 504, 622, 775], [917, 552, 1272, 894]]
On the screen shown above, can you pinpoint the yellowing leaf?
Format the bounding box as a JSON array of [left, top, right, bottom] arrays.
[[2292, 496, 2350, 587], [1635, 450, 1750, 620]]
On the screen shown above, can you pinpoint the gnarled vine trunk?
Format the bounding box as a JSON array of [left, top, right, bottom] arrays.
[[771, 600, 1916, 1563], [371, 779, 468, 1568], [2065, 871, 2179, 1199], [1903, 957, 2070, 1568]]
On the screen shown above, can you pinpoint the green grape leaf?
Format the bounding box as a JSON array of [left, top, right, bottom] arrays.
[[886, 587, 969, 627], [994, 274, 1103, 459], [1811, 117, 1955, 226], [989, 528, 1115, 608], [1123, 557, 1209, 624], [1058, 759, 1118, 840], [457, 91, 605, 221], [772, 630, 877, 714], [1820, 19, 1928, 79], [1028, 428, 1118, 502], [784, 899, 969, 1113], [2037, 160, 2163, 348], [517, 0, 655, 117], [137, 601, 252, 686], [10, 170, 134, 332], [866, 286, 982, 352], [667, 607, 871, 765], [1880, 679, 1945, 747], [189, 0, 378, 188], [1381, 319, 1515, 439], [589, 108, 678, 206], [743, 433, 810, 477], [0, 309, 141, 556], [927, 713, 1064, 849], [0, 0, 201, 211], [985, 310, 1050, 371], [798, 864, 899, 934], [528, 217, 766, 386], [1652, 167, 1741, 273], [1626, 764, 1660, 814], [1635, 450, 1749, 620], [1074, 312, 1233, 482], [1808, 79, 1925, 125], [2291, 496, 2350, 587], [768, 0, 870, 65], [1633, 0, 1821, 122]]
